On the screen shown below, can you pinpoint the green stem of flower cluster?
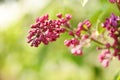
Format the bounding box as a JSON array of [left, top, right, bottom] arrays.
[[91, 38, 105, 45], [65, 25, 105, 46], [117, 4, 120, 12]]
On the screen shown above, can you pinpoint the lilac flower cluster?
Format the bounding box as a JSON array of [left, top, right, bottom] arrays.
[[64, 20, 91, 55], [27, 0, 120, 67], [102, 13, 120, 28], [98, 49, 112, 67], [27, 13, 71, 47], [27, 12, 120, 67], [99, 13, 120, 67], [64, 38, 82, 55]]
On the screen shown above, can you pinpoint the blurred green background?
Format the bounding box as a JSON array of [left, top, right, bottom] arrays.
[[0, 0, 120, 80]]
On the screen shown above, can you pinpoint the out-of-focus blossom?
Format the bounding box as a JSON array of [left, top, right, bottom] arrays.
[[109, 0, 120, 4]]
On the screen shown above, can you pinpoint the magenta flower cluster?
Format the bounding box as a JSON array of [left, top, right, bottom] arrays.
[[27, 13, 120, 67], [98, 49, 112, 67], [27, 0, 120, 67], [27, 13, 71, 47], [64, 20, 91, 55], [109, 0, 120, 3], [98, 13, 120, 67]]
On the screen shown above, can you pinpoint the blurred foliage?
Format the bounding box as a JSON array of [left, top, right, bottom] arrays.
[[0, 0, 120, 80], [114, 71, 120, 80], [0, 0, 19, 3]]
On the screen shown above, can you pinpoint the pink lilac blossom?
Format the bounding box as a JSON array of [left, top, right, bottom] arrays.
[[64, 20, 91, 55], [27, 13, 71, 47], [102, 13, 120, 29], [98, 13, 120, 67], [102, 13, 120, 48], [98, 49, 112, 67], [64, 38, 82, 55], [64, 35, 90, 56], [75, 20, 91, 37], [109, 0, 120, 4]]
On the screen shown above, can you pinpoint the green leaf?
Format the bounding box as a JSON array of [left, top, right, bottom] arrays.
[[114, 71, 120, 80], [90, 10, 103, 25], [89, 9, 105, 34]]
